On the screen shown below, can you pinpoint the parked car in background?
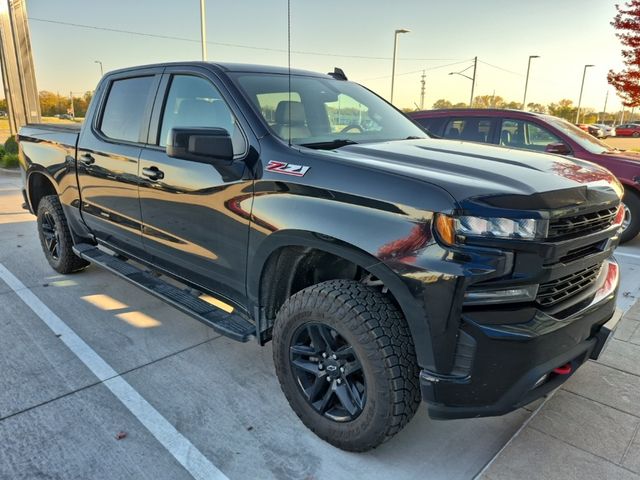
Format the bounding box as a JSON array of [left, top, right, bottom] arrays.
[[410, 109, 640, 243], [576, 123, 604, 138], [615, 123, 640, 137], [592, 124, 616, 138]]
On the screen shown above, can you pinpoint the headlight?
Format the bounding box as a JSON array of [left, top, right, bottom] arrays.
[[435, 214, 548, 245]]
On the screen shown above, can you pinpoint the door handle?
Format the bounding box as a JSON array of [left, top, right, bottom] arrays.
[[142, 166, 164, 181], [79, 154, 95, 166]]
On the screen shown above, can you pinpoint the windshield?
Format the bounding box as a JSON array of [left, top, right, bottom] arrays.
[[545, 116, 615, 154], [233, 73, 427, 147]]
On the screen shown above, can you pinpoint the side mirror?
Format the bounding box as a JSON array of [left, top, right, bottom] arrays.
[[545, 142, 571, 155], [166, 127, 234, 165]]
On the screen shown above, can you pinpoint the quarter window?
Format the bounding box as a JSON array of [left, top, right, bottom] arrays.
[[100, 76, 155, 143], [159, 75, 246, 155]]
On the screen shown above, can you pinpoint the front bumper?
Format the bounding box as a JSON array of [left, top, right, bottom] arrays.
[[421, 258, 620, 419]]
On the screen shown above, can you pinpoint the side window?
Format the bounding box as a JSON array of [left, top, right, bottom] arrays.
[[443, 118, 493, 143], [159, 75, 246, 156], [414, 117, 446, 136], [100, 76, 155, 143], [499, 119, 561, 151]]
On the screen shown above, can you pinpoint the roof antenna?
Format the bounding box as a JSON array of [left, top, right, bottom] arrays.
[[287, 0, 292, 147]]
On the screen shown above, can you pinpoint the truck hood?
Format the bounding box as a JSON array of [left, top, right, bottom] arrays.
[[334, 138, 622, 211]]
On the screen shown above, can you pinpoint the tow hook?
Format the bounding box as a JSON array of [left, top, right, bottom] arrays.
[[553, 363, 572, 375]]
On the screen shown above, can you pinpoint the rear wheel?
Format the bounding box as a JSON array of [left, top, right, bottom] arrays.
[[272, 279, 421, 452], [621, 188, 640, 244], [37, 195, 89, 273]]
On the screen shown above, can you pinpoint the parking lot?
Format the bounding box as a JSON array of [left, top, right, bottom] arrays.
[[1, 168, 640, 480]]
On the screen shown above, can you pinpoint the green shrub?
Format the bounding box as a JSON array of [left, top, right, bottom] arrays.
[[4, 136, 18, 154], [1, 153, 19, 168], [0, 146, 6, 158]]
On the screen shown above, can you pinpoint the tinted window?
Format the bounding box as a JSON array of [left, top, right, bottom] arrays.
[[159, 75, 246, 155], [443, 117, 493, 142], [414, 117, 447, 136], [100, 76, 155, 143], [500, 119, 561, 152]]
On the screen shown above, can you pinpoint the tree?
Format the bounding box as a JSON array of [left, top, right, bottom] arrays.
[[504, 101, 522, 110], [608, 1, 640, 107], [432, 99, 452, 109], [547, 99, 577, 121], [452, 102, 467, 109], [473, 95, 506, 109], [526, 102, 547, 113]]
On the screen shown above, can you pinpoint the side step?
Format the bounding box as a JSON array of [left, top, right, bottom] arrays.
[[73, 243, 256, 342]]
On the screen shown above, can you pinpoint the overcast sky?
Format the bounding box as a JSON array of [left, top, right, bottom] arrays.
[[23, 0, 623, 111]]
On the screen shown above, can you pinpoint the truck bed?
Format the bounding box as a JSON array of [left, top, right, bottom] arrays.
[[19, 123, 80, 149]]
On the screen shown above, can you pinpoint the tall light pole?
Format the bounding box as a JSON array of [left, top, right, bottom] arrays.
[[601, 91, 609, 123], [521, 55, 539, 110], [390, 28, 410, 104], [449, 56, 477, 107], [200, 0, 207, 61], [94, 60, 103, 77], [575, 64, 594, 123]]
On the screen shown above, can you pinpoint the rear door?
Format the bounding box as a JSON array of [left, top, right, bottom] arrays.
[[137, 67, 254, 304], [77, 69, 161, 255]]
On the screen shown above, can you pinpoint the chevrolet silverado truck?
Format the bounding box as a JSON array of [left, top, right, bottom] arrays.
[[19, 62, 624, 452]]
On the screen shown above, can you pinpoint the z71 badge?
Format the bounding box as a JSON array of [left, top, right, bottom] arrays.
[[266, 161, 310, 177]]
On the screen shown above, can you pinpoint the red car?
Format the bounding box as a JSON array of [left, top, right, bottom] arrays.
[[615, 123, 640, 137], [409, 109, 640, 242]]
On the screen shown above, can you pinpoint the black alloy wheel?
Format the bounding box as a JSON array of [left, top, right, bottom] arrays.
[[289, 322, 365, 422], [40, 210, 61, 260]]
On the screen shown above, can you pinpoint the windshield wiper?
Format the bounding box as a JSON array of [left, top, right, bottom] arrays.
[[299, 139, 358, 150]]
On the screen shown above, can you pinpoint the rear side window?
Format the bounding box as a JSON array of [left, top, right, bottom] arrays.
[[414, 117, 446, 136], [100, 76, 155, 143], [443, 117, 494, 143]]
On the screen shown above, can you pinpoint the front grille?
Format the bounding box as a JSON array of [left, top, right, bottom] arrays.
[[548, 207, 617, 239], [536, 263, 602, 307]]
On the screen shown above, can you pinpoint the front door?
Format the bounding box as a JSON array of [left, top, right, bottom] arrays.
[[77, 70, 161, 255], [138, 71, 253, 304]]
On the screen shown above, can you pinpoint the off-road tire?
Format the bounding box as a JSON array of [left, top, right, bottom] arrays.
[[273, 279, 421, 451], [37, 195, 89, 274], [621, 188, 640, 244]]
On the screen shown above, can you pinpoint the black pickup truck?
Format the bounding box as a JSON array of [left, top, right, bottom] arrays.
[[19, 62, 624, 452]]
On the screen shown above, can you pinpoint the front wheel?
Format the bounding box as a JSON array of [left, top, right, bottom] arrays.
[[620, 189, 640, 244], [37, 195, 89, 273], [272, 280, 421, 452]]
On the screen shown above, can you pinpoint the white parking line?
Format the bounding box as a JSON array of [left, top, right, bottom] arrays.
[[616, 251, 640, 260], [0, 263, 228, 480]]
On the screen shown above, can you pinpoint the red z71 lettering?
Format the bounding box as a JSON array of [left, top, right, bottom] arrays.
[[266, 160, 310, 177]]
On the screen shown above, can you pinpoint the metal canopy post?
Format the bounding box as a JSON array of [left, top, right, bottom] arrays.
[[0, 0, 40, 135]]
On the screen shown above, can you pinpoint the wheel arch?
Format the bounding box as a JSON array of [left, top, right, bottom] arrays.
[[250, 230, 435, 368], [27, 169, 59, 213]]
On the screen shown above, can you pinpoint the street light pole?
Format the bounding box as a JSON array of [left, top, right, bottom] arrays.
[[94, 60, 103, 77], [200, 0, 207, 61], [469, 56, 477, 107], [601, 91, 609, 123], [390, 28, 410, 104], [521, 55, 539, 110], [575, 64, 594, 123], [448, 57, 477, 107]]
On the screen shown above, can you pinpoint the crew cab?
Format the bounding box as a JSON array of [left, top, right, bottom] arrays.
[[410, 109, 640, 243], [19, 62, 623, 452]]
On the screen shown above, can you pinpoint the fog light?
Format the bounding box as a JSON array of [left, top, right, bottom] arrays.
[[464, 285, 539, 305]]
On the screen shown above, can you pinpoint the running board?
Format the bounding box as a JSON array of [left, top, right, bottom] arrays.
[[73, 243, 256, 342]]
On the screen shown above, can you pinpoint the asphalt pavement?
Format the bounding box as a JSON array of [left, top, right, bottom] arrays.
[[1, 167, 640, 480]]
